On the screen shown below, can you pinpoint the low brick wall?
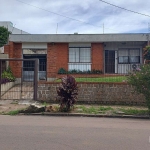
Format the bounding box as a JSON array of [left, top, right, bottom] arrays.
[[38, 82, 145, 105]]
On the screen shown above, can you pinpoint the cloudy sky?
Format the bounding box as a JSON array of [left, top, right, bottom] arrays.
[[1, 0, 150, 34]]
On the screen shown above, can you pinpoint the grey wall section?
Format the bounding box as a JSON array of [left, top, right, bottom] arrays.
[[38, 83, 145, 105], [9, 33, 150, 43]]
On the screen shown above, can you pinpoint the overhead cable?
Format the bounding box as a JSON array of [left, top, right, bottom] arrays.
[[99, 0, 150, 18]]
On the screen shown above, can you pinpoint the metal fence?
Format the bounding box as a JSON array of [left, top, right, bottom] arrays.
[[0, 59, 38, 100], [0, 57, 144, 101]]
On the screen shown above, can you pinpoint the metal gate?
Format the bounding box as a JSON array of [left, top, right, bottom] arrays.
[[0, 59, 38, 100]]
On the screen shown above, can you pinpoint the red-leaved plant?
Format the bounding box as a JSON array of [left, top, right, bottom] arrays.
[[56, 75, 78, 112]]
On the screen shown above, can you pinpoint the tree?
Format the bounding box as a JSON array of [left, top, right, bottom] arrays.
[[0, 26, 11, 47]]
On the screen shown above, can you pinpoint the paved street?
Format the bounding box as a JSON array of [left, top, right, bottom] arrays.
[[0, 116, 150, 150]]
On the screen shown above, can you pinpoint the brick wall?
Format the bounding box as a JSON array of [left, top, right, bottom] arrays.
[[4, 42, 22, 78], [47, 43, 57, 78], [47, 42, 104, 79], [13, 43, 22, 78], [4, 45, 10, 54], [38, 82, 145, 105], [47, 43, 68, 78], [91, 43, 104, 72], [56, 43, 68, 71]]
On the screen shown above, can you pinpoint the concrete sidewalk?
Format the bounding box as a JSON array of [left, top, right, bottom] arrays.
[[0, 100, 150, 119]]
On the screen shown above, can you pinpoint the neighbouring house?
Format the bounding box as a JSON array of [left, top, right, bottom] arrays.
[[0, 21, 29, 34], [0, 21, 29, 71], [3, 33, 150, 81]]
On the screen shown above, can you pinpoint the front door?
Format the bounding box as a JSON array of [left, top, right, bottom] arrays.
[[105, 50, 115, 73]]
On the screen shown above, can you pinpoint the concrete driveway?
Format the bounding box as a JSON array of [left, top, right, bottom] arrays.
[[0, 116, 150, 150]]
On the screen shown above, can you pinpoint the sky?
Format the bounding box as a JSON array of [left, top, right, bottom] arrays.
[[1, 0, 150, 34]]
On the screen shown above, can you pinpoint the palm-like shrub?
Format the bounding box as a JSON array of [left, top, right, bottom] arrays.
[[56, 75, 78, 111]]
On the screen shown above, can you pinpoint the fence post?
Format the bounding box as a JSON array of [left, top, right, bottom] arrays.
[[34, 59, 38, 100], [0, 60, 1, 99]]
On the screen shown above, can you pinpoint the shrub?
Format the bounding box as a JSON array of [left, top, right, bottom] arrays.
[[1, 66, 15, 84], [1, 78, 10, 84], [58, 68, 103, 74], [143, 46, 150, 62], [58, 68, 67, 74], [56, 75, 78, 112], [127, 64, 150, 114], [92, 69, 103, 74]]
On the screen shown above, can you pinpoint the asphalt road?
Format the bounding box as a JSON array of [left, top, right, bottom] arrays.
[[0, 115, 150, 150]]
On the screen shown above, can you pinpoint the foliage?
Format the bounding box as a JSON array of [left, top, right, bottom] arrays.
[[58, 68, 103, 74], [1, 66, 15, 84], [92, 69, 103, 74], [0, 26, 11, 47], [58, 68, 67, 74], [143, 45, 150, 65], [56, 75, 78, 112], [127, 64, 150, 113], [1, 78, 10, 84]]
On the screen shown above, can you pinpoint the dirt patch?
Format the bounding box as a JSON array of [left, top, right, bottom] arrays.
[[0, 104, 28, 114]]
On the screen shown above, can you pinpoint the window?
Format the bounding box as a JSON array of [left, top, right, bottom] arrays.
[[69, 47, 91, 63], [118, 49, 140, 64], [23, 55, 46, 71], [69, 47, 91, 71]]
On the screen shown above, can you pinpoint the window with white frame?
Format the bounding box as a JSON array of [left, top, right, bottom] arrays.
[[69, 47, 91, 71], [118, 48, 140, 64]]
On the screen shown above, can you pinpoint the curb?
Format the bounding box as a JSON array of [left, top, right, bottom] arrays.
[[19, 112, 150, 119]]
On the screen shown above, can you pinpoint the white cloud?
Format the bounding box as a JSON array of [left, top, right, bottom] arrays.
[[1, 0, 150, 34]]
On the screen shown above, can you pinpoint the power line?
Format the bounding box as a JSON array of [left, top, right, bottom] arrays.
[[99, 0, 150, 18], [16, 0, 103, 28], [15, 0, 119, 32]]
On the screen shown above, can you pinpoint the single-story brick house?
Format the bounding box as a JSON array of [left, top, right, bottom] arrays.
[[3, 33, 149, 81]]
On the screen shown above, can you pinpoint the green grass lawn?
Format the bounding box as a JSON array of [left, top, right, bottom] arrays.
[[56, 76, 127, 82], [75, 76, 127, 82]]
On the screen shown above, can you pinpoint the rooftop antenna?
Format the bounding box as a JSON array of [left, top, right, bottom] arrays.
[[103, 23, 104, 34], [56, 23, 58, 34]]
